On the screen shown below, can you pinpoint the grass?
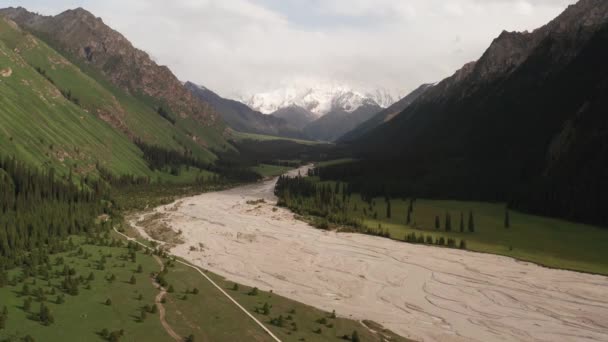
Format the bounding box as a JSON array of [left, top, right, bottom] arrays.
[[230, 131, 323, 145], [0, 237, 168, 341], [0, 26, 151, 176], [294, 178, 608, 275], [314, 159, 356, 168], [252, 164, 293, 178], [0, 18, 228, 178]]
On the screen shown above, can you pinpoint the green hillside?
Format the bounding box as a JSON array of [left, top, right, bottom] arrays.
[[0, 18, 227, 179]]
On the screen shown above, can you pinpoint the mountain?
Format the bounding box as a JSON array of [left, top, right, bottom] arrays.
[[241, 85, 394, 116], [241, 85, 394, 141], [0, 7, 230, 164], [185, 82, 303, 139], [0, 17, 151, 176], [303, 102, 383, 142], [344, 0, 608, 227], [339, 83, 434, 142], [271, 105, 317, 130]]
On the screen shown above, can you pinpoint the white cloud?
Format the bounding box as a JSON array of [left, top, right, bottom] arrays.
[[2, 0, 577, 98]]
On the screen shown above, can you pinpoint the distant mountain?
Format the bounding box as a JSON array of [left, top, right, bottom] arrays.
[[303, 103, 383, 142], [339, 83, 433, 142], [241, 85, 395, 116], [0, 7, 229, 161], [271, 105, 317, 130], [185, 82, 303, 139], [346, 0, 608, 227]]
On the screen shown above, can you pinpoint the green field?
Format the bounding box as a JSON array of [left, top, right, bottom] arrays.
[[252, 164, 293, 178], [0, 237, 169, 341], [0, 229, 408, 342], [283, 177, 608, 276], [230, 131, 323, 146]]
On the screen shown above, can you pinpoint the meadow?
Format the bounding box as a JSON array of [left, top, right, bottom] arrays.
[[281, 176, 608, 276]]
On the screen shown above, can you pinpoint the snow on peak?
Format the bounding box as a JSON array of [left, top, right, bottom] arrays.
[[239, 85, 395, 116]]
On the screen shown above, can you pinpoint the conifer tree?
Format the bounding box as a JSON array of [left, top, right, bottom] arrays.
[[504, 209, 510, 228], [445, 212, 452, 232], [468, 211, 475, 233], [460, 212, 464, 233]]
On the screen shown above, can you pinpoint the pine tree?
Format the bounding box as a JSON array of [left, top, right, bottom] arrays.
[[468, 211, 475, 233], [445, 212, 452, 232], [23, 298, 32, 312], [352, 330, 361, 342], [504, 209, 510, 228], [130, 275, 137, 285], [460, 212, 464, 233]]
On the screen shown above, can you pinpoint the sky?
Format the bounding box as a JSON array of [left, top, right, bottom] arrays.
[[1, 0, 578, 99]]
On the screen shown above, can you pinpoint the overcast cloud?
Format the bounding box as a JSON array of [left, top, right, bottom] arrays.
[[2, 0, 577, 98]]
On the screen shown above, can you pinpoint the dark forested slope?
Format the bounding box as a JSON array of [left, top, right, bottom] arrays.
[[341, 0, 608, 226]]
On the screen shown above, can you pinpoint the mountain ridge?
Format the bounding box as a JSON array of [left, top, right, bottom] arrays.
[[185, 82, 305, 139], [240, 85, 395, 116], [0, 6, 228, 154], [344, 0, 608, 226]]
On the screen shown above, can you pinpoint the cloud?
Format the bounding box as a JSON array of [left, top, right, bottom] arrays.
[[2, 0, 577, 98]]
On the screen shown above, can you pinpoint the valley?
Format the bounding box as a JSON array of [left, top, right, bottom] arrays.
[[2, 1, 608, 341], [135, 166, 608, 342]]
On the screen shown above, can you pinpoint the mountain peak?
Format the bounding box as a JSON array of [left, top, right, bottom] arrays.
[[240, 84, 395, 116], [1, 6, 220, 129]]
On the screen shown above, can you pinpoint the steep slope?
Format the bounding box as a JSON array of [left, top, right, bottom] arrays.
[[339, 83, 433, 142], [185, 82, 303, 139], [303, 102, 382, 142], [270, 105, 317, 130], [0, 18, 150, 176], [0, 7, 230, 160], [348, 0, 608, 226]]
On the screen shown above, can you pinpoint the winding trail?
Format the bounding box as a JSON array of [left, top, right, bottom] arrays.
[[113, 227, 282, 342], [151, 254, 182, 342], [140, 165, 608, 342]]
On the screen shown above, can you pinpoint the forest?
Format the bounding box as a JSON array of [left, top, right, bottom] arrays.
[[0, 156, 111, 273]]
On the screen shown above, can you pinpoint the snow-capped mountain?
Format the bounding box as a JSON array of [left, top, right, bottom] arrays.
[[239, 85, 395, 117]]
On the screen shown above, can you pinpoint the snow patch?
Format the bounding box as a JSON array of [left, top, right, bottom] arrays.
[[239, 84, 395, 116]]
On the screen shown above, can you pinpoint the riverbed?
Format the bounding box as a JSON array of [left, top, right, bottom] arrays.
[[138, 166, 608, 342]]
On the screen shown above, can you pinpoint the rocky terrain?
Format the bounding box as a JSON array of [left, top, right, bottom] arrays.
[[0, 7, 220, 128]]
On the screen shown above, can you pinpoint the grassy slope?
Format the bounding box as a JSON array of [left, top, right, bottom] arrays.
[[310, 177, 608, 275], [252, 164, 293, 178], [0, 18, 228, 178], [231, 131, 323, 146], [34, 30, 233, 162], [0, 26, 150, 176]]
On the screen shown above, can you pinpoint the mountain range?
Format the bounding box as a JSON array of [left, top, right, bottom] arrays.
[[240, 85, 395, 117], [188, 82, 399, 142], [185, 82, 305, 139]]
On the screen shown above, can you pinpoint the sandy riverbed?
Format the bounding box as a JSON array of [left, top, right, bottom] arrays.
[[137, 166, 608, 342]]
